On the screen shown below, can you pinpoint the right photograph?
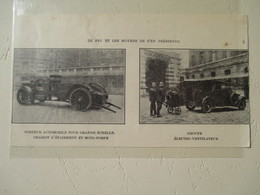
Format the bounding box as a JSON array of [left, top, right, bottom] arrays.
[[139, 48, 249, 124]]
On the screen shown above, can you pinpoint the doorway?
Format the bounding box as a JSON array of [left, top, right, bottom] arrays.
[[145, 58, 167, 88]]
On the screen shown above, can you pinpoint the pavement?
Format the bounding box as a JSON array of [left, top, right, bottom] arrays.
[[13, 95, 124, 124], [140, 96, 250, 124]]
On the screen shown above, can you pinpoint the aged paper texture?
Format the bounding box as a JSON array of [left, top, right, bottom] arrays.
[[11, 14, 250, 147]]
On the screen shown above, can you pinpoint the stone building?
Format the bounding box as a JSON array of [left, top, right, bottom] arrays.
[[140, 49, 181, 94], [183, 50, 249, 98], [13, 49, 125, 94]]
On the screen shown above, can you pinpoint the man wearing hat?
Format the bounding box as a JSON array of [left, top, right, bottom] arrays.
[[156, 81, 165, 117], [149, 82, 157, 116]]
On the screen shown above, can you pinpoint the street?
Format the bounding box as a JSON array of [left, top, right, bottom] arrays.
[[140, 96, 250, 124], [13, 95, 124, 124]]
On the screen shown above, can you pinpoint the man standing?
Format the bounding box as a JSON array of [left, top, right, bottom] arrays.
[[149, 82, 157, 116], [156, 81, 165, 117]]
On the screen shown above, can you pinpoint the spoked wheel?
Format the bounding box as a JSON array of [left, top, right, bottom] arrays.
[[201, 99, 213, 113], [167, 107, 174, 114], [175, 107, 181, 115], [238, 98, 246, 110], [17, 88, 34, 105], [70, 88, 92, 111]]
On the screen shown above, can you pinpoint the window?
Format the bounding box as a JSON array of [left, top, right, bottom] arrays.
[[200, 73, 204, 78], [191, 55, 196, 66], [76, 68, 83, 72], [211, 72, 216, 77], [230, 51, 239, 56], [186, 75, 189, 79], [222, 51, 227, 58], [192, 75, 195, 79], [224, 69, 231, 75], [102, 67, 109, 71], [209, 52, 213, 62], [244, 67, 248, 73], [199, 52, 204, 64]]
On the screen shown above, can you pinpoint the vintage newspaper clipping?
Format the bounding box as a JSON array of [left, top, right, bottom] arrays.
[[11, 13, 250, 147]]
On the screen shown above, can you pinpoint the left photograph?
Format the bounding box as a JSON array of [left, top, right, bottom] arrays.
[[12, 48, 125, 124]]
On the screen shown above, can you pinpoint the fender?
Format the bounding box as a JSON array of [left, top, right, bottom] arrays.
[[201, 96, 215, 107], [238, 96, 245, 101], [22, 85, 34, 94], [237, 96, 246, 105]]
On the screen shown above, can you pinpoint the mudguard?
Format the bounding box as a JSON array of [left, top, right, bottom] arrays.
[[201, 96, 214, 107]]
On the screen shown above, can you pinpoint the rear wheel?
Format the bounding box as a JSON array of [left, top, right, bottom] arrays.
[[201, 99, 213, 113], [70, 88, 92, 111], [238, 98, 246, 110]]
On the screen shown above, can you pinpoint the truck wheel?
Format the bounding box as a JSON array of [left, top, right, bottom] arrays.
[[201, 99, 213, 113], [70, 88, 92, 111], [238, 98, 246, 110], [17, 88, 34, 105], [186, 101, 196, 111]]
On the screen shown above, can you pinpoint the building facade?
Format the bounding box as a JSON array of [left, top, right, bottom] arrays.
[[13, 49, 125, 94], [182, 50, 249, 98]]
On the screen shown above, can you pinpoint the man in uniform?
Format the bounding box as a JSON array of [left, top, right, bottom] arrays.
[[149, 82, 157, 116], [156, 81, 165, 117]]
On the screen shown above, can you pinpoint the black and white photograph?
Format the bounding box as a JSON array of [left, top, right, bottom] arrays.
[[140, 48, 249, 124], [12, 48, 125, 124]]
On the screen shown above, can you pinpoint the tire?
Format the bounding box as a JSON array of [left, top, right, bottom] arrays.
[[17, 87, 34, 105], [175, 107, 181, 115], [70, 88, 92, 111], [186, 101, 196, 111], [167, 107, 174, 114], [238, 98, 246, 110], [229, 93, 239, 106], [201, 99, 213, 113]]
